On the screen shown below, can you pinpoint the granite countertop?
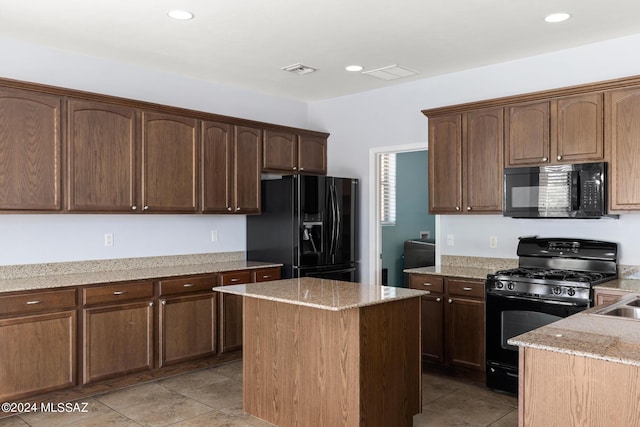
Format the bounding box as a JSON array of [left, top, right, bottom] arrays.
[[404, 265, 498, 280], [509, 294, 640, 367], [213, 277, 426, 311], [0, 253, 281, 294], [594, 278, 640, 293]]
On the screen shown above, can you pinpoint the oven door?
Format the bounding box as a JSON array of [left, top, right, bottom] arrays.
[[485, 290, 588, 393]]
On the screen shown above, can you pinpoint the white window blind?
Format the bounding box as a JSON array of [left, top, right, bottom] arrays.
[[380, 153, 396, 225]]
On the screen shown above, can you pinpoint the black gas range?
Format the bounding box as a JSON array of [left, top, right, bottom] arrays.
[[485, 237, 618, 395]]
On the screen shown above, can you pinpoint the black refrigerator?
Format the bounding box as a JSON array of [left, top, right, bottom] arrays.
[[247, 175, 358, 281]]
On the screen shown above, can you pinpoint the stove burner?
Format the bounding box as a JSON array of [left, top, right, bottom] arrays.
[[493, 268, 606, 283]]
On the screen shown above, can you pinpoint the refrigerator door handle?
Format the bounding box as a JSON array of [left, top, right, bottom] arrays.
[[329, 182, 338, 260]]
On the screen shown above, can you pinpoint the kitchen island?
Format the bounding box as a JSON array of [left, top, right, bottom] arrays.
[[213, 277, 425, 427], [509, 294, 640, 427]]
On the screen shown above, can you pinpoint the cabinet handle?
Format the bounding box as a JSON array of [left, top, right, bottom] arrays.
[[436, 297, 441, 302], [236, 207, 241, 211], [149, 302, 154, 307], [466, 206, 472, 211], [161, 300, 166, 305], [143, 205, 149, 211], [131, 205, 137, 211], [448, 298, 453, 304], [299, 167, 304, 171], [26, 300, 43, 305], [293, 166, 297, 170], [227, 207, 232, 211], [557, 155, 562, 160], [542, 157, 548, 162], [462, 287, 473, 291], [230, 278, 239, 282], [455, 206, 460, 211], [262, 275, 272, 279], [421, 282, 432, 286], [113, 291, 128, 296], [183, 283, 194, 287]]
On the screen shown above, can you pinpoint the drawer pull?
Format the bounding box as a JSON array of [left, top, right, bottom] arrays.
[[113, 291, 128, 296], [422, 283, 433, 287], [26, 300, 43, 305], [183, 283, 195, 287], [448, 298, 453, 304], [230, 278, 239, 282], [161, 300, 166, 305], [436, 297, 441, 302], [462, 287, 473, 291], [262, 275, 272, 279]]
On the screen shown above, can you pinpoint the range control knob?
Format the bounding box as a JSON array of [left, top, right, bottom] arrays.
[[507, 282, 515, 291], [496, 281, 504, 289], [552, 286, 563, 295], [567, 288, 576, 297]]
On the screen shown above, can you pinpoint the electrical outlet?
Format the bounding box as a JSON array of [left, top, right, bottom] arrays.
[[104, 233, 113, 247], [490, 236, 498, 249], [211, 230, 218, 242], [420, 230, 430, 239], [446, 234, 454, 246]]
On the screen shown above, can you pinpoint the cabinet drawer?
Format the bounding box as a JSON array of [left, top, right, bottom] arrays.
[[447, 279, 485, 299], [219, 271, 252, 286], [0, 289, 76, 316], [83, 281, 154, 306], [252, 267, 281, 283], [409, 275, 444, 294], [158, 275, 217, 296]]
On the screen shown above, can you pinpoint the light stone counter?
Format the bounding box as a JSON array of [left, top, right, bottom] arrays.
[[0, 252, 281, 293], [213, 277, 426, 311], [594, 278, 640, 294], [509, 295, 640, 367], [404, 255, 517, 280]]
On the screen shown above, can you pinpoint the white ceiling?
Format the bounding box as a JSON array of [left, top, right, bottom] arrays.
[[2, 0, 640, 101]]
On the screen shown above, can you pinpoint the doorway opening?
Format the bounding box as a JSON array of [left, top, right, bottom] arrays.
[[369, 142, 435, 286]]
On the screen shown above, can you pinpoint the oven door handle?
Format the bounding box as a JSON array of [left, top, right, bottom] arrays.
[[490, 293, 589, 308]]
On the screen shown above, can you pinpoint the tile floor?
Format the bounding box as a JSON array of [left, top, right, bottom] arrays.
[[0, 361, 517, 426]]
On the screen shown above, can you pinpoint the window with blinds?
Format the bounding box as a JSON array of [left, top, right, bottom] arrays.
[[380, 153, 396, 225]]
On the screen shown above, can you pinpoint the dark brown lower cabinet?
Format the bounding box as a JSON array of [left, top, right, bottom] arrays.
[[83, 300, 154, 384], [409, 273, 485, 379], [0, 310, 76, 401]]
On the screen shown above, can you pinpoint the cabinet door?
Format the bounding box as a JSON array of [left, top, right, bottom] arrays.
[[219, 270, 252, 353], [428, 114, 462, 213], [234, 126, 261, 214], [83, 301, 154, 383], [263, 129, 297, 172], [0, 87, 62, 210], [0, 310, 76, 401], [505, 101, 550, 166], [142, 111, 199, 212], [594, 288, 629, 306], [421, 294, 444, 363], [67, 99, 138, 212], [159, 293, 217, 366], [463, 108, 504, 213], [298, 134, 327, 175], [202, 120, 233, 213], [554, 93, 604, 163], [445, 296, 485, 371], [607, 87, 640, 210]]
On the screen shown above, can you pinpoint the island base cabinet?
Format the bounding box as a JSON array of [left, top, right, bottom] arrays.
[[243, 296, 421, 427], [520, 347, 640, 427], [0, 311, 76, 401], [83, 301, 154, 384]]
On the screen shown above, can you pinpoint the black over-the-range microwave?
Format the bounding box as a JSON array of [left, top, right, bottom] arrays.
[[503, 161, 614, 219]]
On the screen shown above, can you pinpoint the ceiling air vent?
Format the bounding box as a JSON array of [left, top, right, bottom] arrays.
[[362, 64, 419, 80], [281, 63, 318, 75]]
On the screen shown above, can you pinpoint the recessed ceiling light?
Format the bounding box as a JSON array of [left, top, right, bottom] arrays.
[[345, 65, 364, 72], [167, 10, 194, 20], [544, 12, 571, 23]]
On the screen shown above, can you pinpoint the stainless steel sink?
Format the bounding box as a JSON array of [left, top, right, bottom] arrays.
[[591, 294, 640, 320]]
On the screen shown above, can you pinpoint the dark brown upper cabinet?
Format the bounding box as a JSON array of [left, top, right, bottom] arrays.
[[262, 129, 327, 175], [141, 111, 199, 213], [505, 93, 604, 167], [67, 99, 138, 212], [202, 122, 261, 214], [0, 87, 62, 210]]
